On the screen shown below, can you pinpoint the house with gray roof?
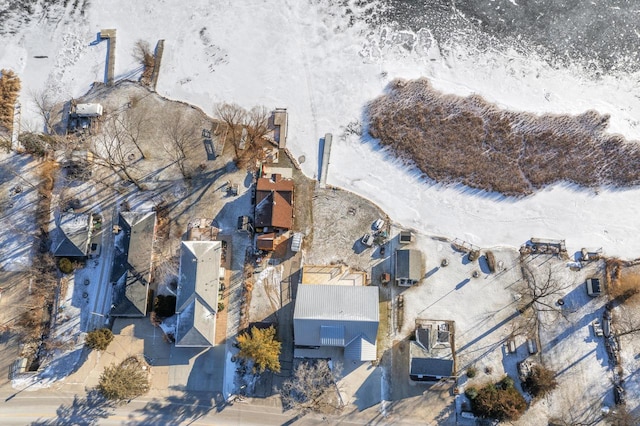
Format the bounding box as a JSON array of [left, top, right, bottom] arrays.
[[111, 212, 156, 317], [293, 285, 379, 361], [395, 249, 424, 286], [409, 320, 455, 382], [52, 212, 93, 258], [175, 241, 222, 347]]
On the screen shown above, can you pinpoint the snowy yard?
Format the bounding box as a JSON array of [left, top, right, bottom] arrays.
[[384, 228, 619, 424], [612, 264, 640, 421], [395, 233, 522, 376], [522, 256, 612, 425], [0, 152, 43, 271]]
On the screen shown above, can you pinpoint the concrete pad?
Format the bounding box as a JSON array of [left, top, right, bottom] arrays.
[[341, 362, 382, 411], [168, 345, 225, 392], [332, 352, 382, 411]]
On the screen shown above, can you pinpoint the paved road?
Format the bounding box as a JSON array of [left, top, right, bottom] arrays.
[[0, 389, 298, 426], [0, 387, 379, 426]]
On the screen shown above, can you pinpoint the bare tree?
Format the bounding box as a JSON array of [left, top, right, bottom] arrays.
[[214, 102, 247, 156], [245, 106, 270, 145], [605, 405, 640, 426], [116, 98, 149, 159], [89, 115, 144, 190], [0, 133, 11, 153], [30, 88, 63, 134], [520, 265, 573, 314], [162, 110, 199, 179], [510, 264, 574, 338], [280, 360, 343, 414], [612, 307, 640, 338]]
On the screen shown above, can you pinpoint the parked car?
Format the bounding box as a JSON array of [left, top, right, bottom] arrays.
[[373, 218, 385, 231], [361, 233, 374, 247], [586, 278, 602, 297]]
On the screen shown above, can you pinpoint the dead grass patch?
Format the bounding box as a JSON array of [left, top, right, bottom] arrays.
[[611, 271, 640, 306], [368, 78, 640, 196], [0, 69, 20, 132]]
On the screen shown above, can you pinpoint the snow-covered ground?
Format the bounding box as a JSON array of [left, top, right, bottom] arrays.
[[395, 228, 615, 423], [3, 1, 640, 258], [0, 152, 42, 271], [248, 265, 283, 324]]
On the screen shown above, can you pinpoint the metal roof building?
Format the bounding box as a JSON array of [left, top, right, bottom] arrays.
[[175, 241, 222, 347], [293, 285, 379, 361]]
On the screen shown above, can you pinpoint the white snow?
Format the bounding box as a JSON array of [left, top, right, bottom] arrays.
[[3, 0, 640, 260]]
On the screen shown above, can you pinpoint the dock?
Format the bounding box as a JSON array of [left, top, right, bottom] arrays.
[[100, 29, 117, 85], [150, 39, 165, 91], [319, 133, 332, 188], [273, 108, 288, 148]]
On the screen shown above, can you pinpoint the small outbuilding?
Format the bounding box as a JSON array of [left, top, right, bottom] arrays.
[[395, 249, 424, 286], [51, 212, 93, 258], [586, 278, 602, 297], [75, 103, 103, 117], [399, 231, 413, 244]]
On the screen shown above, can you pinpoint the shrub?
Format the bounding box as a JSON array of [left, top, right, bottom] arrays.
[[98, 357, 150, 401], [19, 133, 57, 158], [523, 365, 558, 398], [467, 366, 478, 378], [153, 295, 176, 317], [58, 257, 74, 274], [85, 328, 114, 351], [499, 375, 515, 389], [237, 325, 281, 373], [485, 251, 496, 273], [470, 376, 527, 421], [218, 301, 225, 312], [465, 386, 478, 400]]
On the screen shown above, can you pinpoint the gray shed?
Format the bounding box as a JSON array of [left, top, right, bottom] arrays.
[[395, 249, 424, 286]]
